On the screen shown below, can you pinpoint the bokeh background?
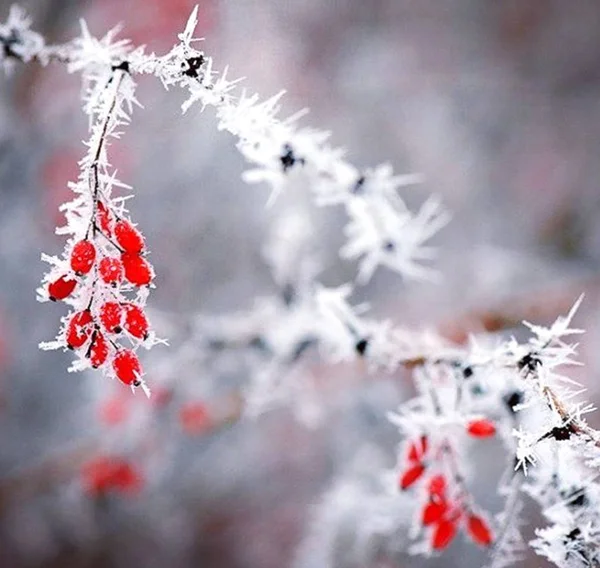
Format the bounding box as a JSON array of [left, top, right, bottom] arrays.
[[1, 1, 600, 567]]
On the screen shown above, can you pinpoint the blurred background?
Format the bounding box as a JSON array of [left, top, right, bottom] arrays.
[[1, 0, 600, 566]]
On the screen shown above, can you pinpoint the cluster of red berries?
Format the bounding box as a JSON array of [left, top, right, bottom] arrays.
[[398, 424, 496, 550], [45, 199, 154, 388]]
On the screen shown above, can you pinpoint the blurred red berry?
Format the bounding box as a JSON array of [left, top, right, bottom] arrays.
[[467, 514, 493, 546], [121, 253, 153, 286], [113, 349, 142, 386], [432, 519, 457, 550], [179, 402, 212, 435], [407, 435, 428, 461], [82, 456, 142, 496], [115, 219, 144, 254], [399, 462, 426, 490], [428, 474, 447, 498], [422, 499, 449, 526], [467, 419, 496, 438], [70, 240, 96, 275], [98, 257, 124, 286], [99, 394, 129, 426], [48, 275, 77, 301]]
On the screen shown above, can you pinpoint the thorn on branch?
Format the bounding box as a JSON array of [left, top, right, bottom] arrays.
[[517, 352, 542, 374], [280, 143, 304, 173], [503, 390, 523, 413], [183, 55, 205, 78], [1, 29, 21, 60], [111, 60, 130, 73], [351, 175, 366, 195], [281, 283, 295, 307], [355, 338, 369, 356]]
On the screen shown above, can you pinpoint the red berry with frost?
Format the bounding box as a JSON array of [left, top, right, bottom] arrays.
[[407, 435, 428, 461], [467, 419, 496, 438], [99, 302, 123, 334], [66, 310, 93, 349], [48, 275, 77, 301], [89, 331, 109, 368], [432, 519, 457, 550], [123, 303, 149, 340], [98, 257, 124, 286], [422, 499, 449, 526], [70, 240, 96, 275], [428, 474, 447, 498], [115, 219, 144, 254], [121, 253, 153, 286], [97, 201, 113, 236], [113, 349, 142, 386], [467, 514, 493, 546], [399, 462, 426, 490]]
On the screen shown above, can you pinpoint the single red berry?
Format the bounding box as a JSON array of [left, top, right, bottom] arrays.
[[432, 519, 458, 550], [399, 462, 426, 490], [99, 395, 129, 426], [82, 456, 114, 496], [422, 499, 449, 526], [48, 275, 77, 301], [179, 402, 211, 435], [113, 349, 142, 386], [97, 201, 113, 236], [98, 257, 124, 286], [110, 460, 143, 494], [428, 474, 447, 498], [467, 514, 493, 546], [99, 302, 124, 334], [123, 303, 149, 340], [114, 220, 144, 254], [467, 419, 496, 438], [407, 435, 428, 461], [66, 310, 93, 349], [70, 240, 96, 275], [89, 331, 109, 368], [82, 456, 142, 496], [121, 253, 153, 286]]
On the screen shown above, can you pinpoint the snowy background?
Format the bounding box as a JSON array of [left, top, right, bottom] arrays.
[[1, 1, 600, 567]]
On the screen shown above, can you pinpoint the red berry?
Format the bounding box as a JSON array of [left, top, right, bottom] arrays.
[[89, 331, 109, 368], [422, 499, 449, 526], [399, 462, 426, 490], [114, 220, 144, 254], [432, 519, 457, 550], [467, 419, 496, 438], [428, 474, 447, 498], [98, 257, 124, 286], [467, 514, 493, 546], [113, 350, 142, 386], [99, 302, 123, 334], [179, 402, 211, 435], [407, 435, 428, 461], [123, 303, 149, 340], [97, 201, 113, 236], [99, 395, 128, 426], [66, 310, 93, 349], [48, 275, 77, 301], [121, 253, 153, 286], [82, 456, 142, 496], [70, 240, 96, 275]]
